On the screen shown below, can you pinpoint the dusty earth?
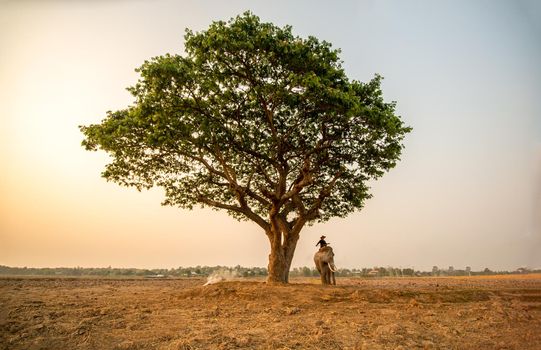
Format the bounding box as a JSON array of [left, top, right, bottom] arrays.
[[1, 275, 540, 349]]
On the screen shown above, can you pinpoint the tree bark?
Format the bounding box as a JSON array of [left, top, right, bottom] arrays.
[[265, 217, 301, 283], [267, 245, 290, 283]]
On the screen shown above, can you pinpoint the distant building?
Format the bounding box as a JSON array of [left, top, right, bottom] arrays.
[[448, 266, 454, 275], [368, 269, 379, 277], [432, 266, 439, 276], [465, 266, 471, 276], [516, 267, 530, 274]]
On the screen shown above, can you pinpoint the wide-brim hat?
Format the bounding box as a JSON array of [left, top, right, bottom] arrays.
[[320, 235, 326, 239]]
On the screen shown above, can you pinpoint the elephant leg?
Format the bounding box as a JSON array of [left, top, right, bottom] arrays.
[[321, 264, 329, 284], [325, 264, 332, 285], [331, 271, 336, 285]]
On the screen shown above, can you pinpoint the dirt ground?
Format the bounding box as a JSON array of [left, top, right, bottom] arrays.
[[1, 275, 540, 350]]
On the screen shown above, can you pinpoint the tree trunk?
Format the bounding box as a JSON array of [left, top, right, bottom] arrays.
[[266, 228, 300, 284], [267, 246, 290, 283], [265, 205, 304, 283]]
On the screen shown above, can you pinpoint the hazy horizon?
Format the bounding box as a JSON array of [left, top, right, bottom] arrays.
[[1, 0, 540, 272], [0, 263, 536, 273]]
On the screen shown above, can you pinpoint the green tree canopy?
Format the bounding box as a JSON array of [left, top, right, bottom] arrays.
[[80, 12, 411, 283]]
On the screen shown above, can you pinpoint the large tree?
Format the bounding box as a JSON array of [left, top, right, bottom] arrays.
[[80, 12, 411, 283]]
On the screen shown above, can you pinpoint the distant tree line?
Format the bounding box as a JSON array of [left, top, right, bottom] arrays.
[[0, 265, 267, 278], [1, 265, 538, 278]]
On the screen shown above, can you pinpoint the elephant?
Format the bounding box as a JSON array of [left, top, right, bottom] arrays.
[[314, 245, 337, 285]]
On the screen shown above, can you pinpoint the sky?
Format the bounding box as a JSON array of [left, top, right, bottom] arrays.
[[1, 0, 540, 271]]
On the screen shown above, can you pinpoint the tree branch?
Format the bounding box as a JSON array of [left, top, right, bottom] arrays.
[[305, 170, 344, 220], [197, 193, 269, 231], [281, 156, 313, 202]]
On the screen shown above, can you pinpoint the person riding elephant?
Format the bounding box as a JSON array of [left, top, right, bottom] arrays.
[[316, 235, 328, 249], [314, 245, 336, 285]]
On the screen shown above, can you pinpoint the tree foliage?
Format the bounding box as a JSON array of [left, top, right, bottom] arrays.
[[80, 12, 411, 282], [82, 12, 409, 224]]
